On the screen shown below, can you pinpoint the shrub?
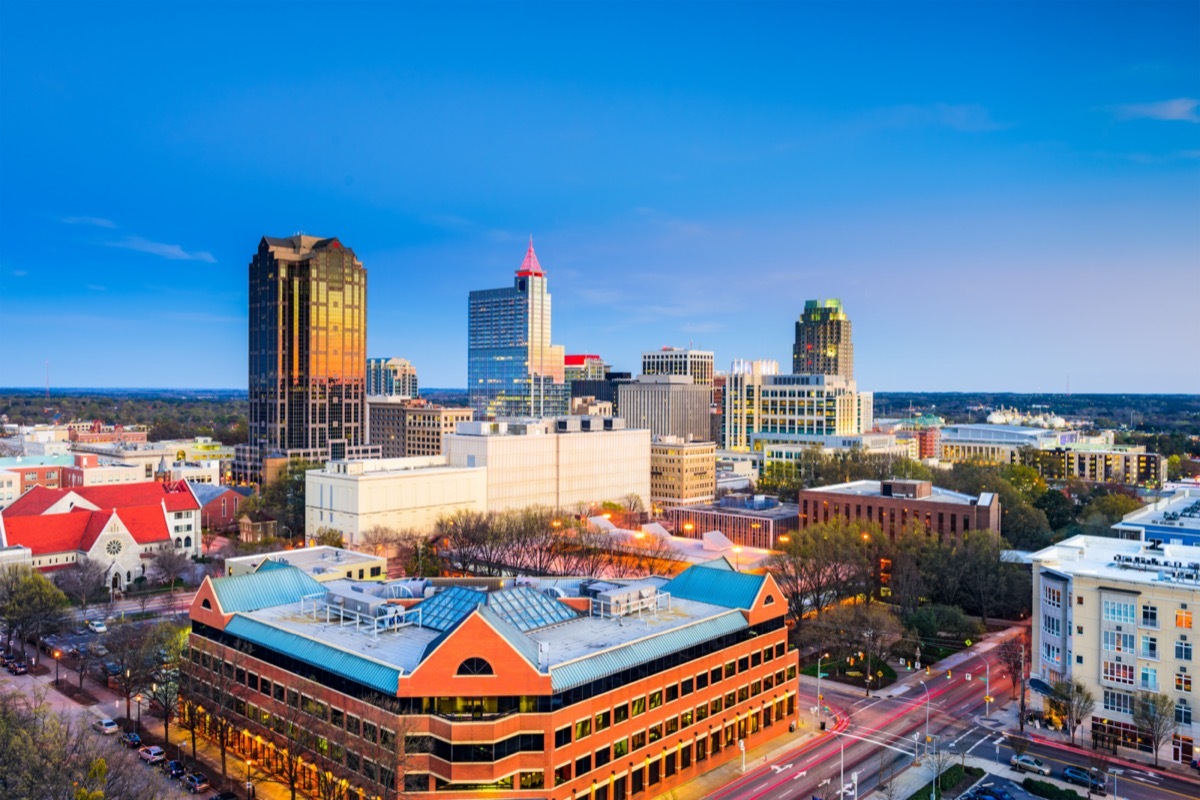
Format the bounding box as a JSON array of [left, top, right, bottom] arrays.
[[1022, 778, 1084, 800]]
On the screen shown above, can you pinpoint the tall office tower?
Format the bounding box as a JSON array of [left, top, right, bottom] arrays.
[[468, 239, 567, 419], [366, 357, 418, 398], [617, 375, 713, 442], [234, 235, 378, 484], [641, 347, 715, 387], [792, 298, 853, 378]]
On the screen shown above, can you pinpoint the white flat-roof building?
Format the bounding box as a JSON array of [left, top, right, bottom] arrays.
[[225, 545, 387, 582], [1112, 488, 1200, 547], [1029, 535, 1200, 765]]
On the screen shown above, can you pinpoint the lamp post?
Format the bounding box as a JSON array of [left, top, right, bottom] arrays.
[[53, 649, 61, 686], [732, 546, 742, 571], [246, 758, 255, 798], [134, 692, 144, 735], [971, 652, 992, 718], [816, 652, 830, 728], [918, 679, 931, 752]]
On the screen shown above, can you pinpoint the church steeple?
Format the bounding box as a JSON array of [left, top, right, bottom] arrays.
[[516, 236, 545, 277]]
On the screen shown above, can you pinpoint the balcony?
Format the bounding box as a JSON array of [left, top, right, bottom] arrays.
[[1139, 679, 1158, 692]]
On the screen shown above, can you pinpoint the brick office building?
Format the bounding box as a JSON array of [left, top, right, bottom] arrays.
[[795, 479, 1001, 541], [186, 559, 796, 799]]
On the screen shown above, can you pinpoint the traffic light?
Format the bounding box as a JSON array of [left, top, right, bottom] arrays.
[[946, 670, 952, 679], [925, 665, 930, 676]]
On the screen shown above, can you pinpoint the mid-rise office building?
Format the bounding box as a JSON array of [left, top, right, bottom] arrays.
[[366, 357, 419, 398], [651, 439, 717, 513], [235, 235, 378, 483], [564, 354, 608, 383], [571, 371, 633, 414], [794, 479, 1001, 541], [468, 240, 568, 419], [1030, 535, 1199, 765], [187, 559, 796, 799], [642, 347, 714, 387], [792, 299, 853, 378], [618, 375, 712, 443], [671, 494, 799, 550], [724, 363, 872, 455], [1111, 488, 1200, 546], [367, 398, 473, 459]]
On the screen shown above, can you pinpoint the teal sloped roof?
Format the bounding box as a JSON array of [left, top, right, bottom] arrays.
[[695, 556, 734, 571], [211, 565, 325, 614], [661, 565, 765, 610], [549, 611, 747, 691], [225, 614, 401, 695], [255, 559, 294, 573]]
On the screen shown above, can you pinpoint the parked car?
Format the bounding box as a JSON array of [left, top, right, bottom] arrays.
[[207, 793, 239, 800], [1062, 766, 1106, 794], [1010, 754, 1052, 776], [8, 661, 28, 675], [975, 787, 1015, 800], [162, 760, 186, 779], [138, 745, 166, 764], [0, 652, 13, 666], [86, 620, 108, 634], [181, 773, 211, 794], [92, 718, 119, 735], [118, 731, 142, 748]]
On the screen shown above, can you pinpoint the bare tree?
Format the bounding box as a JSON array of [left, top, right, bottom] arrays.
[[361, 696, 425, 800], [55, 557, 108, 619], [925, 742, 957, 800], [361, 525, 401, 559], [150, 548, 193, 595], [1133, 691, 1178, 767], [105, 623, 153, 721], [201, 526, 221, 556], [206, 645, 249, 782], [1050, 679, 1095, 746], [1008, 733, 1031, 760], [996, 634, 1029, 700]]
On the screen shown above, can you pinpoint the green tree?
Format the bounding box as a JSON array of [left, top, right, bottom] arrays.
[[312, 527, 346, 548], [0, 566, 68, 661], [1001, 462, 1048, 502], [1001, 504, 1052, 550], [1081, 493, 1142, 533], [258, 459, 322, 538], [1034, 490, 1076, 531]]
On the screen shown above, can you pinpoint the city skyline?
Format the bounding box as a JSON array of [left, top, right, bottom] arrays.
[[1, 2, 1197, 393]]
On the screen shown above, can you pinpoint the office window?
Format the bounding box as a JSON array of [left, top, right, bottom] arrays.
[[555, 727, 571, 747]]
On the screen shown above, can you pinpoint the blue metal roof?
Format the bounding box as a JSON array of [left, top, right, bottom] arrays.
[[211, 565, 325, 614], [225, 615, 401, 695], [661, 566, 764, 610], [549, 611, 747, 691], [419, 605, 542, 668]]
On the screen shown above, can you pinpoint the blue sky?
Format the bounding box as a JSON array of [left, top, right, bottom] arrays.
[[1, 1, 1197, 392]]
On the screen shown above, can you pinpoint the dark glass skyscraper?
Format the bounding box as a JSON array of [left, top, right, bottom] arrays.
[[468, 240, 567, 419], [235, 235, 377, 483], [792, 298, 854, 378]]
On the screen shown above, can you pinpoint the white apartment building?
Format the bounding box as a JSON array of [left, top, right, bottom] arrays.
[[1030, 535, 1200, 765], [305, 417, 651, 542], [641, 347, 715, 387]]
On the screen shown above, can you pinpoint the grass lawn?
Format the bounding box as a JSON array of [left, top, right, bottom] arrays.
[[801, 656, 898, 691]]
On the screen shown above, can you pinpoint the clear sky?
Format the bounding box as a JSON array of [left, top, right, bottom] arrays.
[[1, 1, 1197, 393]]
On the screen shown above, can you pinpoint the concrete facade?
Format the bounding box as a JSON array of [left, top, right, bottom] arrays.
[[650, 439, 717, 513], [368, 398, 473, 459], [641, 348, 715, 387], [617, 375, 712, 443]]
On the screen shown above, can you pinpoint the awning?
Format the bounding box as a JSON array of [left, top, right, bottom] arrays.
[[1028, 678, 1061, 698]]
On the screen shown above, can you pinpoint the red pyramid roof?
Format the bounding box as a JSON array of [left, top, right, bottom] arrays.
[[516, 237, 544, 277]]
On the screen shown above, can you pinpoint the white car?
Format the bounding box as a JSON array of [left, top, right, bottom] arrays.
[[137, 745, 165, 764], [86, 620, 108, 634], [1010, 753, 1051, 776], [92, 718, 118, 735]]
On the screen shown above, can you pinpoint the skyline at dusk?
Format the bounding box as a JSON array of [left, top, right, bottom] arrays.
[[2, 1, 1197, 392]]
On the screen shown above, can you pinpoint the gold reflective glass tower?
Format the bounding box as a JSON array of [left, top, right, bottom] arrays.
[[792, 298, 853, 379]]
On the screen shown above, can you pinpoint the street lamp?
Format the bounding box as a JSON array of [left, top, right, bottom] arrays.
[[732, 546, 742, 571], [246, 758, 255, 798], [134, 692, 144, 735], [816, 652, 830, 728], [918, 679, 931, 752], [970, 653, 992, 718], [53, 649, 61, 686]]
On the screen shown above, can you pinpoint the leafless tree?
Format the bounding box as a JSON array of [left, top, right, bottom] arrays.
[[1133, 691, 1178, 767], [362, 525, 401, 559], [996, 634, 1029, 700], [206, 644, 249, 782], [360, 696, 426, 800], [1050, 679, 1095, 746], [105, 623, 154, 721], [151, 548, 193, 594], [201, 526, 221, 556], [1008, 733, 1031, 759], [55, 557, 108, 619], [925, 742, 957, 800], [436, 509, 491, 575]]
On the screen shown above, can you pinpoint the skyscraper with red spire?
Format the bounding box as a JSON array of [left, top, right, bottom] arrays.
[[468, 239, 568, 419]]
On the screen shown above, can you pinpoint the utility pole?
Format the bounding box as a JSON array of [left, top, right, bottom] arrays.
[[1018, 639, 1028, 733]]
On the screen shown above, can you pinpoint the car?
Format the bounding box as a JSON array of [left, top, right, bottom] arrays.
[[1010, 753, 1052, 776], [92, 718, 119, 735], [138, 745, 166, 764], [207, 793, 239, 800], [86, 620, 108, 634], [119, 731, 142, 748], [0, 652, 13, 666], [162, 760, 187, 779], [8, 661, 28, 675], [975, 787, 1015, 800], [181, 773, 211, 794], [1063, 766, 1107, 794]]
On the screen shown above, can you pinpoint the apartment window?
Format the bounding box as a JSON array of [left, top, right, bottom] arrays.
[[1142, 605, 1159, 628], [594, 745, 611, 768], [1177, 641, 1193, 661], [666, 684, 679, 703], [1178, 610, 1194, 629], [695, 703, 709, 722], [738, 656, 750, 673], [724, 661, 736, 679], [1176, 700, 1192, 725], [632, 731, 646, 750], [1103, 689, 1133, 715], [1042, 642, 1062, 665], [575, 754, 592, 776], [1043, 585, 1062, 608], [1103, 600, 1136, 624], [1043, 616, 1061, 637], [710, 667, 722, 685], [648, 723, 662, 743], [1102, 661, 1134, 685], [681, 677, 694, 696], [1140, 666, 1158, 691], [1103, 630, 1134, 652], [1176, 673, 1193, 693], [554, 764, 571, 787], [1141, 635, 1159, 660]]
